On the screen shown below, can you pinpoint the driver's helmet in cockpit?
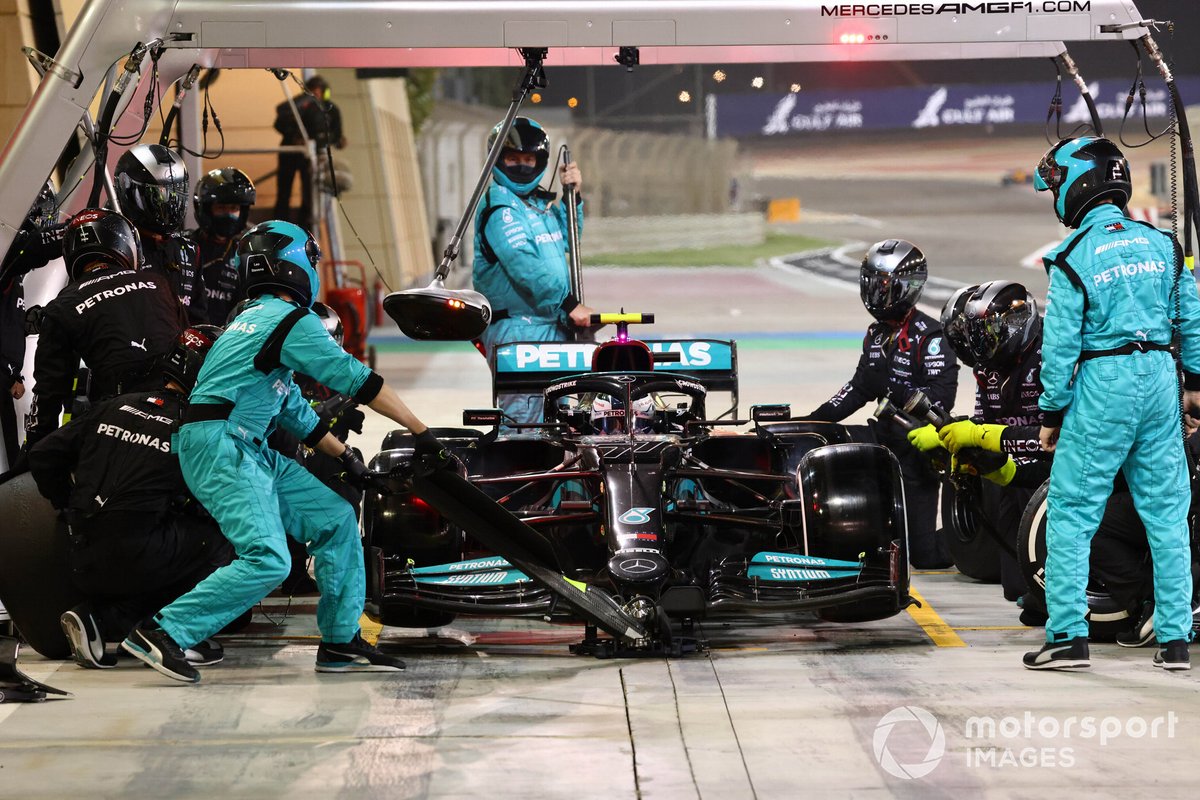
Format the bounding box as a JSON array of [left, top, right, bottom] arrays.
[[589, 394, 656, 434]]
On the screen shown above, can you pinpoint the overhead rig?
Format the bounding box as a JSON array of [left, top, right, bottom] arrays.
[[0, 1, 1180, 262]]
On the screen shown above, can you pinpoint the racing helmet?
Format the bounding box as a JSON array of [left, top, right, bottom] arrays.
[[114, 144, 190, 234], [590, 394, 655, 435], [1034, 136, 1131, 228], [62, 208, 142, 281], [161, 324, 222, 393], [238, 220, 321, 308], [963, 280, 1041, 368], [488, 117, 549, 196], [225, 298, 252, 325], [860, 239, 927, 321], [193, 167, 257, 239], [312, 301, 344, 345], [939, 284, 979, 369]]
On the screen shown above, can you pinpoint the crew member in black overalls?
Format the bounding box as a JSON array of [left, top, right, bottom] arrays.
[[114, 144, 207, 324], [806, 239, 959, 568], [28, 325, 232, 669], [189, 167, 256, 326], [24, 209, 185, 450]]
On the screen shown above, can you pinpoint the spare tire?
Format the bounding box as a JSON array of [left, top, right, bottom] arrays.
[[0, 473, 81, 659], [1016, 479, 1130, 642]]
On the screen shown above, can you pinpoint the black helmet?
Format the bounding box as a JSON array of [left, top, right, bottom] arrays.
[[963, 280, 1041, 368], [312, 301, 344, 346], [193, 167, 256, 239], [225, 298, 252, 325], [238, 220, 321, 308], [860, 239, 927, 321], [161, 325, 222, 393], [940, 284, 980, 369], [62, 208, 142, 281], [488, 117, 550, 195], [1034, 136, 1132, 228], [114, 144, 190, 234]]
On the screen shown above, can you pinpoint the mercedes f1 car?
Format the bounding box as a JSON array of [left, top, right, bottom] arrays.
[[363, 316, 914, 655]]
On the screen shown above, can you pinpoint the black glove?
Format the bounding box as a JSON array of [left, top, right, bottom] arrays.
[[413, 429, 447, 459], [337, 446, 380, 492]]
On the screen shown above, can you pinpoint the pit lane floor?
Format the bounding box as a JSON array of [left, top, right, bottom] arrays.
[[4, 264, 1199, 797]]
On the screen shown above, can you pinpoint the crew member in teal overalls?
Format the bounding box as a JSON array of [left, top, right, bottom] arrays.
[[122, 221, 444, 682], [1025, 136, 1200, 671], [473, 116, 595, 423]]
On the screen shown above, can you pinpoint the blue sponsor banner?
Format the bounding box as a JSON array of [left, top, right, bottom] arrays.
[[747, 551, 864, 582], [494, 339, 734, 374], [714, 77, 1200, 138]]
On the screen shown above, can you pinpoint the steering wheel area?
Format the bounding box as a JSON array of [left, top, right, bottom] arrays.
[[542, 372, 708, 436]]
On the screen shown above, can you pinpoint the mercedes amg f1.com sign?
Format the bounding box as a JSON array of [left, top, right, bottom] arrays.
[[821, 2, 1092, 14]]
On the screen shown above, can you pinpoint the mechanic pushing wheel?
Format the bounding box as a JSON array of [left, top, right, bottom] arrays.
[[121, 220, 447, 684], [806, 239, 958, 569]]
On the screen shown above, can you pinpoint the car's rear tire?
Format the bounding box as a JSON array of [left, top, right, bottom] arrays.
[[1016, 480, 1130, 642], [0, 473, 82, 659]]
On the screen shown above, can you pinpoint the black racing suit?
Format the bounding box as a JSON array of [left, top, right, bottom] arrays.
[[1, 275, 26, 463], [809, 308, 959, 567], [189, 228, 243, 326], [141, 230, 207, 325], [25, 263, 186, 448], [969, 342, 1043, 600], [27, 390, 232, 641]]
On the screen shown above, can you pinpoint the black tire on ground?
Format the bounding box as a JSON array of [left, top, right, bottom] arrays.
[[944, 479, 1002, 583], [0, 473, 82, 659], [1016, 479, 1130, 642]]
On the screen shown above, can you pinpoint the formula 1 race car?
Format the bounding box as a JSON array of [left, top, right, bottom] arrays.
[[363, 315, 914, 655]]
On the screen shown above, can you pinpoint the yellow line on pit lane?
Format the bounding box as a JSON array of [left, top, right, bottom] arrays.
[[906, 588, 966, 647], [359, 613, 384, 645]]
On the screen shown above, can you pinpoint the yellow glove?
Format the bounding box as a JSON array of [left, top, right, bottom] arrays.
[[938, 420, 1008, 453], [906, 423, 944, 453], [982, 456, 1017, 487]]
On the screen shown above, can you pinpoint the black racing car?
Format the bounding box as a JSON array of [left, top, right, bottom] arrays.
[[362, 315, 914, 655]]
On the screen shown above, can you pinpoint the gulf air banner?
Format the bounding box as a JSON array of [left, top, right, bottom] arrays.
[[710, 77, 1200, 138]]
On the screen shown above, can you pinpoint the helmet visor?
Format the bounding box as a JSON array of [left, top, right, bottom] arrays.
[[861, 272, 925, 315], [1035, 153, 1067, 192], [966, 301, 1032, 364], [131, 180, 188, 228]]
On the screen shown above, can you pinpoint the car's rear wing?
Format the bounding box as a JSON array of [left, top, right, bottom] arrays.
[[492, 339, 739, 417]]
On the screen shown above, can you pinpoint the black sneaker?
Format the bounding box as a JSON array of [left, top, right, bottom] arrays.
[[60, 605, 117, 669], [1153, 640, 1190, 671], [121, 620, 200, 683], [1116, 602, 1155, 648], [184, 638, 224, 666], [315, 632, 406, 673], [1023, 637, 1090, 670]]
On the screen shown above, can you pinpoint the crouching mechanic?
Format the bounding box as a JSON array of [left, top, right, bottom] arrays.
[[122, 221, 444, 683], [910, 280, 1044, 601], [28, 326, 231, 669], [806, 239, 959, 568], [1024, 135, 1200, 671]]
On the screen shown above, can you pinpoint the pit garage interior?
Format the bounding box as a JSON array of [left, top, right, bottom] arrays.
[[1, 1, 1199, 797]]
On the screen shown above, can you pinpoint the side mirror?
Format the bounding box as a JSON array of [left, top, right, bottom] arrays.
[[751, 404, 791, 422], [463, 408, 503, 427]]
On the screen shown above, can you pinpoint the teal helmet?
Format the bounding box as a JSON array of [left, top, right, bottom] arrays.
[[238, 220, 321, 307], [488, 117, 549, 195], [1034, 136, 1131, 228]]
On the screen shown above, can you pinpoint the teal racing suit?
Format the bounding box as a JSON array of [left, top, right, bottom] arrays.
[[1039, 203, 1200, 644], [473, 184, 583, 423], [157, 296, 383, 648]]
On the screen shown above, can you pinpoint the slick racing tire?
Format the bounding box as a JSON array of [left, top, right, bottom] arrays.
[[1016, 480, 1129, 642], [945, 478, 1002, 583], [0, 473, 82, 659], [797, 444, 909, 623]]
